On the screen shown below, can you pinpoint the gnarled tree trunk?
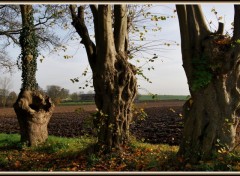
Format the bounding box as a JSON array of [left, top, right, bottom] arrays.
[[93, 52, 137, 151], [176, 5, 240, 162], [14, 5, 54, 146], [70, 5, 137, 152], [14, 90, 54, 146]]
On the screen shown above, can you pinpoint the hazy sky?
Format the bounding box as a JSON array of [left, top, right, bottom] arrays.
[[1, 3, 234, 95]]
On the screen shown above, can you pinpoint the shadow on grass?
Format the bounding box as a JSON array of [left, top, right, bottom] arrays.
[[0, 141, 22, 150]]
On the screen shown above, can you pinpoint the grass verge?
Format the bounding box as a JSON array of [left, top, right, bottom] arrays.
[[0, 133, 240, 171]]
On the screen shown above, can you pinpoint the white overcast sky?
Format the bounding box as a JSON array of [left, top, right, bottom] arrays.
[[1, 3, 235, 95]]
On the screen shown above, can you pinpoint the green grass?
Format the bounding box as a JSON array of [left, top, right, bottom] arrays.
[[138, 95, 189, 101], [0, 133, 20, 148], [1, 133, 240, 171], [0, 133, 96, 154], [59, 101, 95, 106], [33, 135, 97, 155], [0, 133, 178, 171], [59, 95, 189, 107], [0, 133, 97, 171]]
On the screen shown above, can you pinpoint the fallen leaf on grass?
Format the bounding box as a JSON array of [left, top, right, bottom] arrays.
[[14, 160, 21, 168]]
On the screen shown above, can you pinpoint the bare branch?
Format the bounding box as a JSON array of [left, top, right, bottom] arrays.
[[0, 5, 6, 10], [114, 5, 128, 53], [34, 14, 55, 27], [69, 5, 77, 19], [186, 5, 201, 52], [185, 5, 210, 52], [98, 5, 116, 61], [0, 51, 15, 73], [90, 5, 98, 15], [77, 5, 84, 19], [90, 5, 98, 45], [176, 5, 193, 85], [176, 5, 190, 51], [193, 5, 210, 36], [70, 5, 92, 45], [0, 29, 21, 34], [0, 31, 19, 44], [69, 4, 96, 69]]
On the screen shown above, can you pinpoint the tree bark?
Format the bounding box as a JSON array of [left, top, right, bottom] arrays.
[[93, 52, 137, 151], [19, 5, 38, 91], [177, 4, 240, 163], [14, 90, 54, 146], [14, 5, 54, 146], [70, 5, 137, 152]]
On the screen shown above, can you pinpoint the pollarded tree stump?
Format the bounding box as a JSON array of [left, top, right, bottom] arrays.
[[14, 90, 54, 146]]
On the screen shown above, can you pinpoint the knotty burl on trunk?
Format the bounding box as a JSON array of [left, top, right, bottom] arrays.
[[93, 52, 137, 151], [70, 5, 137, 152], [14, 90, 54, 146], [177, 5, 240, 162], [14, 5, 54, 146]]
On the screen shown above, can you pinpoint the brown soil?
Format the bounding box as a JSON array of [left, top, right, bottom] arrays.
[[0, 100, 219, 146]]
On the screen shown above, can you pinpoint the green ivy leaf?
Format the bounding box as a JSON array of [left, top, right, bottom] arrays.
[[236, 39, 240, 44]]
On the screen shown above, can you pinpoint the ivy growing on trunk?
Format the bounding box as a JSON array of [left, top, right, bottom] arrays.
[[176, 4, 240, 163], [14, 5, 54, 147], [19, 5, 38, 91]]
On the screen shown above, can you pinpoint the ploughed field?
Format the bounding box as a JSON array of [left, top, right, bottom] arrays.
[[1, 100, 238, 146]]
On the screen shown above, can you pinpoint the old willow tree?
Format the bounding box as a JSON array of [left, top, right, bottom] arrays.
[[13, 5, 54, 146], [176, 4, 240, 162], [69, 5, 137, 152]]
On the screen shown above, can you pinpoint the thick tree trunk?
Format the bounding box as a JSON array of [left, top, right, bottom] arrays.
[[93, 5, 137, 152], [180, 81, 239, 162], [14, 90, 54, 146], [70, 5, 137, 152], [93, 52, 137, 152], [176, 5, 240, 162], [178, 33, 240, 162]]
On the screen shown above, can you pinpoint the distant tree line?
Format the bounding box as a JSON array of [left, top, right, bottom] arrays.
[[0, 89, 17, 107], [0, 81, 142, 107], [45, 85, 96, 105], [0, 80, 96, 107], [0, 77, 16, 107]]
